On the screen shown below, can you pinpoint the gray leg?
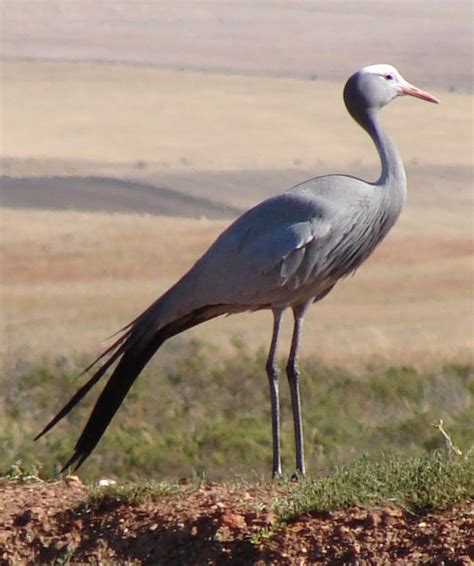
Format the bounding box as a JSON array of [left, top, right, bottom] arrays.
[[266, 309, 284, 478], [286, 303, 310, 477]]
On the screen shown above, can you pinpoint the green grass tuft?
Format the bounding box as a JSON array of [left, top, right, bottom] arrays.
[[0, 460, 42, 484], [276, 451, 473, 519]]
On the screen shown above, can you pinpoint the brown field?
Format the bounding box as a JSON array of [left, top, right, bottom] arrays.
[[0, 1, 473, 370], [1, 60, 471, 180], [1, 0, 471, 91], [1, 197, 472, 370]]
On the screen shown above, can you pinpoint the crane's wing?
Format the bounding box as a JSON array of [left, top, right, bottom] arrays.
[[239, 219, 332, 289], [173, 188, 358, 309]]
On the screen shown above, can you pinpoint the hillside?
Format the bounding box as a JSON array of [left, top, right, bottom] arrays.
[[1, 1, 471, 91], [0, 176, 240, 219]]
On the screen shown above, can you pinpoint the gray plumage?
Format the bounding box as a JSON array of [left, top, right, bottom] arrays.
[[36, 64, 439, 476]]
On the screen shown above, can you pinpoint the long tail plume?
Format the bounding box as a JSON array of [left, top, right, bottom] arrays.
[[35, 304, 227, 471]]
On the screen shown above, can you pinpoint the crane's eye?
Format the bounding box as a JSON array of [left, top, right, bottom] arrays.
[[385, 73, 394, 80]]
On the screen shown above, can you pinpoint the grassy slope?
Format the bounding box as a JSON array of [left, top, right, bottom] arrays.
[[1, 344, 472, 481]]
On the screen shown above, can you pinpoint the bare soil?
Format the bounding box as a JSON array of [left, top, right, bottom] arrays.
[[0, 479, 472, 565]]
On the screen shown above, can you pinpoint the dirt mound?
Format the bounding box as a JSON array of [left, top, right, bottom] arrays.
[[0, 479, 471, 565]]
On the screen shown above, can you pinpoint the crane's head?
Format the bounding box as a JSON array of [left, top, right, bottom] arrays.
[[344, 64, 439, 120]]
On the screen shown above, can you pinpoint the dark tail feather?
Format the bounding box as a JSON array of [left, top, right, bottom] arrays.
[[60, 331, 167, 472], [34, 338, 128, 442], [37, 303, 229, 472], [35, 302, 167, 442]]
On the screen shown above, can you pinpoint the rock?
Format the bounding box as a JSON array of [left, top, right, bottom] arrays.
[[366, 511, 382, 527], [96, 478, 117, 487], [383, 508, 403, 518], [219, 511, 246, 529], [261, 512, 277, 527], [64, 475, 83, 488]]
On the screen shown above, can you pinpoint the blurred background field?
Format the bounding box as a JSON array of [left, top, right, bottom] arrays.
[[0, 1, 472, 479], [2, 344, 473, 480]]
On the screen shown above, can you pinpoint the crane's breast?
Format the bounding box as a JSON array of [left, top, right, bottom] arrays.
[[315, 192, 401, 284]]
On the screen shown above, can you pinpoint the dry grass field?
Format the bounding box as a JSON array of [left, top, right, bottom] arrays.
[[1, 0, 471, 90], [1, 197, 472, 370], [1, 1, 473, 371], [1, 60, 471, 179]]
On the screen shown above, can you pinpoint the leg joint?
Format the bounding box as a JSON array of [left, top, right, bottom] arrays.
[[286, 359, 300, 381], [266, 360, 280, 382]]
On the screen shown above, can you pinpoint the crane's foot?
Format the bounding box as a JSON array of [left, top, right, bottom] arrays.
[[271, 468, 283, 480], [290, 469, 305, 482]]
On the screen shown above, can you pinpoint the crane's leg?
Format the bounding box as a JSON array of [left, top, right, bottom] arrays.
[[266, 309, 284, 478], [286, 302, 310, 477]]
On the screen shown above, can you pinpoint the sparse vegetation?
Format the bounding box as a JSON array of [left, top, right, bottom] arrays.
[[85, 481, 179, 511], [0, 460, 42, 484], [1, 341, 472, 482], [275, 451, 473, 518], [72, 451, 474, 518]]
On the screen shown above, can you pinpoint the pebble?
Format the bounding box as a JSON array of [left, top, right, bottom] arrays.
[[96, 478, 117, 487], [64, 475, 83, 488]]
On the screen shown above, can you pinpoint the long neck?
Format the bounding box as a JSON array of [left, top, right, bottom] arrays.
[[360, 107, 407, 191]]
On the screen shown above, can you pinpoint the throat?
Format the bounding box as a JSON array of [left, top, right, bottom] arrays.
[[363, 109, 407, 203], [375, 123, 407, 191]]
